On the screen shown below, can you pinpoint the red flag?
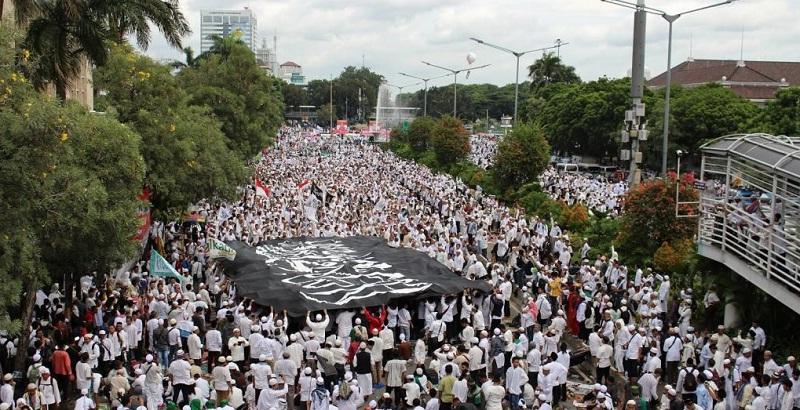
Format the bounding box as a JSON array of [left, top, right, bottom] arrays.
[[255, 178, 270, 197], [297, 179, 311, 190]]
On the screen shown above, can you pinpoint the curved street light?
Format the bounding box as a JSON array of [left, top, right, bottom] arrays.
[[602, 0, 738, 176], [420, 61, 490, 117], [397, 72, 450, 117], [469, 38, 566, 123]]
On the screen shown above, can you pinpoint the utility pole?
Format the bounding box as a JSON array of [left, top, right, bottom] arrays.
[[603, 0, 736, 178], [329, 75, 333, 130], [627, 0, 647, 187]]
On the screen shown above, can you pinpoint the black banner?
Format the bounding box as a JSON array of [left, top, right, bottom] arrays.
[[223, 236, 491, 315]]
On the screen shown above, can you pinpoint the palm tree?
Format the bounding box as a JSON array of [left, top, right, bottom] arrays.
[[196, 32, 247, 62], [528, 52, 580, 91], [22, 0, 189, 101], [98, 0, 189, 49], [170, 46, 197, 70], [24, 0, 108, 99]]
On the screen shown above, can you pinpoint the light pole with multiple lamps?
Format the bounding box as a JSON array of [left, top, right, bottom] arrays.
[[601, 0, 737, 176], [420, 61, 490, 117], [397, 72, 450, 117], [469, 38, 566, 124]]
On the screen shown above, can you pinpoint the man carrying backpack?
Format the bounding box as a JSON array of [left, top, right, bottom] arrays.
[[677, 358, 699, 404]]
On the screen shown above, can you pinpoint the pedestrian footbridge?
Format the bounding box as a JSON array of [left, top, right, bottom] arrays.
[[697, 133, 800, 314]]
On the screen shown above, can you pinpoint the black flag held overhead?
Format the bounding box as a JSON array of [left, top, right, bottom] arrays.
[[222, 236, 491, 315]]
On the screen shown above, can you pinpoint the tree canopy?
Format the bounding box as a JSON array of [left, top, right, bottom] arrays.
[[94, 44, 247, 218], [430, 116, 470, 166], [616, 175, 699, 262], [533, 77, 632, 159], [295, 67, 384, 124], [406, 116, 437, 153], [21, 0, 189, 99], [493, 122, 552, 191], [528, 52, 581, 91], [0, 32, 145, 355], [178, 40, 283, 159], [749, 86, 800, 136]]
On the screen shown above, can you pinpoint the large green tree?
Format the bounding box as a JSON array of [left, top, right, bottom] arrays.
[[492, 122, 551, 191], [750, 87, 800, 136], [179, 41, 283, 159], [616, 176, 699, 262], [282, 83, 308, 109], [334, 66, 384, 122], [406, 116, 437, 153], [535, 77, 632, 159], [0, 35, 146, 369], [94, 45, 247, 217], [645, 83, 758, 170], [430, 116, 470, 166]]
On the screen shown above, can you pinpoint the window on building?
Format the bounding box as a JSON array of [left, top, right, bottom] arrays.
[[240, 16, 249, 23], [230, 16, 239, 23], [223, 16, 229, 23], [203, 16, 212, 23], [213, 16, 222, 23]]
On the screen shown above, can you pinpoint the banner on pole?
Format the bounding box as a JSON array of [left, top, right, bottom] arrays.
[[208, 238, 237, 261], [149, 251, 184, 281]]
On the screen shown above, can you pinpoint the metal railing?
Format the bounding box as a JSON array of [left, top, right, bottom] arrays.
[[698, 198, 800, 294]]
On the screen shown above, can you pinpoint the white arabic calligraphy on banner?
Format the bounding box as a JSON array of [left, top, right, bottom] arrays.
[[255, 240, 432, 305]]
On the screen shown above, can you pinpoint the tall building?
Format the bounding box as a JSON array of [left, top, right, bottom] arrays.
[[255, 38, 277, 74], [200, 9, 257, 53]]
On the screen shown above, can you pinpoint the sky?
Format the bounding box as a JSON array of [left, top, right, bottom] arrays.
[[143, 0, 800, 93]]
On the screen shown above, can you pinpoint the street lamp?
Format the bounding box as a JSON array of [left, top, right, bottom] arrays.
[[421, 61, 490, 117], [470, 38, 565, 124], [602, 0, 737, 176], [385, 82, 422, 127], [398, 72, 450, 117]]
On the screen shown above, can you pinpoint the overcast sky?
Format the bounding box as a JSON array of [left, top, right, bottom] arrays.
[[143, 0, 800, 93]]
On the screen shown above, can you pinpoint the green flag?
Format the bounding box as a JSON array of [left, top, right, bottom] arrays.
[[149, 250, 184, 281]]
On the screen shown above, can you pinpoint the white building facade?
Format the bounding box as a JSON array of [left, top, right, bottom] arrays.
[[200, 9, 257, 53]]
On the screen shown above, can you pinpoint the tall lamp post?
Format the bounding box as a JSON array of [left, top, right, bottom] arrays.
[[385, 82, 422, 127], [602, 0, 736, 176], [469, 38, 565, 124], [397, 72, 450, 117], [421, 61, 490, 117]]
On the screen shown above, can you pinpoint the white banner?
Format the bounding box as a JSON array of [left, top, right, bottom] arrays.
[[208, 238, 237, 261]]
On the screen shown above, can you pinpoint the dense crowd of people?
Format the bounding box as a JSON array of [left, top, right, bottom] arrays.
[[466, 135, 627, 216], [468, 135, 499, 169], [0, 127, 797, 410], [538, 168, 627, 217]]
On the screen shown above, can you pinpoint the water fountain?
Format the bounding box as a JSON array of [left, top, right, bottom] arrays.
[[375, 82, 417, 137]]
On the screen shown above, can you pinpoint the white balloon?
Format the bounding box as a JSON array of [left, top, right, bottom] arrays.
[[466, 52, 477, 65]]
